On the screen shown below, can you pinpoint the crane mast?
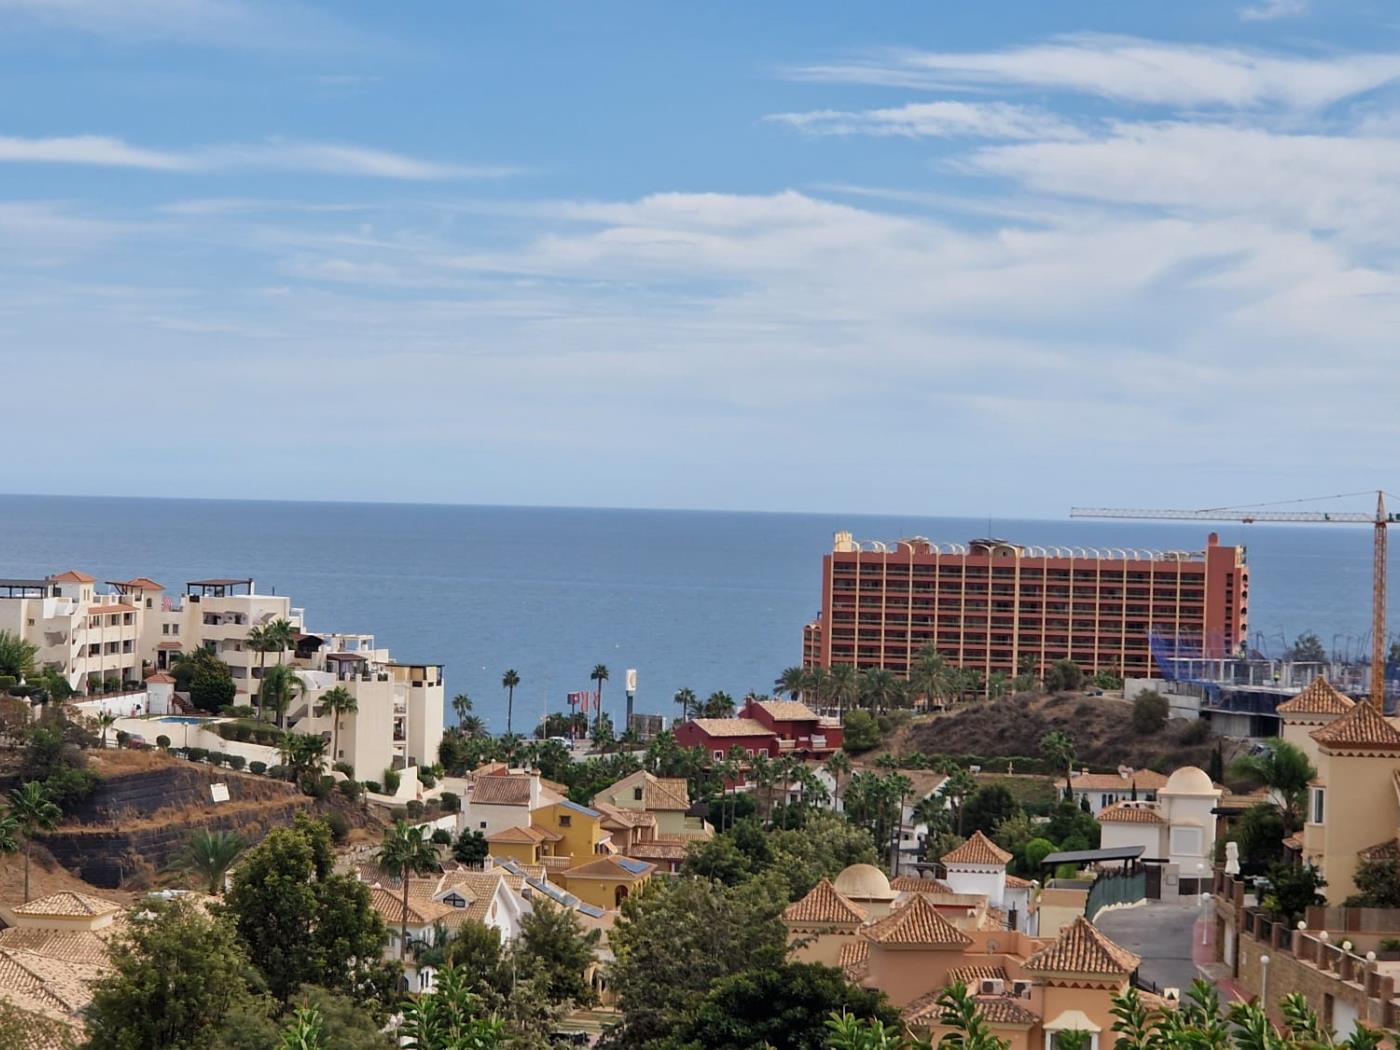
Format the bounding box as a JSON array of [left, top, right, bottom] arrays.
[[1070, 491, 1391, 710]]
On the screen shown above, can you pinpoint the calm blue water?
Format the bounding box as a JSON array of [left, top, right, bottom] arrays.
[[0, 495, 1391, 732]]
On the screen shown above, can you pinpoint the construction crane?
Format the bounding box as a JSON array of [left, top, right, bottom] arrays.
[[1070, 491, 1395, 709]]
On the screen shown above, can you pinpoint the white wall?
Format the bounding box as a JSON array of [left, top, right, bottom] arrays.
[[944, 865, 1007, 908]]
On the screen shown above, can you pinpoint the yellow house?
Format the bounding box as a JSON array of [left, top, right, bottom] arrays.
[[592, 770, 712, 840], [1277, 676, 1355, 770], [1300, 699, 1400, 902], [530, 799, 612, 867], [557, 855, 655, 911], [485, 825, 557, 867]]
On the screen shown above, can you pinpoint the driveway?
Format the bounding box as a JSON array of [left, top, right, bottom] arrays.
[[1095, 896, 1207, 993]]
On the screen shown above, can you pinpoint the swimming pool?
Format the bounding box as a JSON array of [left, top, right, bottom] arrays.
[[157, 716, 210, 724]]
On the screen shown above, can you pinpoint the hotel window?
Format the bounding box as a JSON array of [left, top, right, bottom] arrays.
[[1310, 787, 1325, 825]]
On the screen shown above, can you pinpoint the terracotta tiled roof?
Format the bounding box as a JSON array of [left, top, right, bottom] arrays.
[[433, 871, 510, 927], [865, 894, 972, 948], [1059, 769, 1169, 791], [486, 825, 549, 844], [1098, 802, 1165, 825], [0, 929, 112, 966], [109, 577, 164, 590], [837, 939, 870, 980], [783, 878, 868, 925], [1311, 701, 1400, 751], [948, 964, 1009, 985], [626, 841, 689, 862], [905, 992, 1038, 1028], [0, 947, 102, 1018], [1358, 837, 1400, 861], [941, 831, 1013, 867], [12, 893, 122, 919], [1276, 677, 1355, 716], [890, 875, 954, 893], [144, 672, 176, 684], [367, 886, 454, 926], [1025, 915, 1140, 976], [563, 856, 654, 881], [48, 571, 94, 584], [754, 699, 820, 721], [471, 775, 535, 806], [1003, 874, 1034, 889], [688, 718, 776, 738], [593, 802, 656, 829]]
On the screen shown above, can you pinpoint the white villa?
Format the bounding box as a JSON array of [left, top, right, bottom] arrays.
[[0, 572, 444, 782]]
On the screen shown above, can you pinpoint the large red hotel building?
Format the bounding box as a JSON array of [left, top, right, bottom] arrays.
[[801, 530, 1248, 680]]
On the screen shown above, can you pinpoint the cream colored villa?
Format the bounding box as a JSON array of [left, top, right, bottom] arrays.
[[0, 572, 444, 780]]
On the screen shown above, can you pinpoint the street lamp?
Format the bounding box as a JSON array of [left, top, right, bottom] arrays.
[[1200, 891, 1212, 946], [1259, 954, 1271, 1004]]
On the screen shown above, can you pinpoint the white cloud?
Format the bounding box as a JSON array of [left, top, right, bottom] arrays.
[[1239, 0, 1307, 22], [0, 134, 511, 180], [788, 35, 1400, 110], [764, 101, 1083, 140]]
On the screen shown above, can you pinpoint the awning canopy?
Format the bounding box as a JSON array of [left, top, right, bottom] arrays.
[[1044, 1009, 1101, 1033], [1040, 845, 1144, 868]]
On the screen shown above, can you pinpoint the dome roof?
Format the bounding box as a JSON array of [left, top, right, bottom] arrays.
[[834, 863, 896, 900], [1161, 765, 1216, 796]]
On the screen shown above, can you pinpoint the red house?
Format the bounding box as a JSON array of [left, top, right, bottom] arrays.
[[674, 698, 843, 761]]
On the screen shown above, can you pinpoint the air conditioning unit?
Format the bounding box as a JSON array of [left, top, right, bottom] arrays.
[[1011, 980, 1033, 999], [979, 978, 1006, 996]]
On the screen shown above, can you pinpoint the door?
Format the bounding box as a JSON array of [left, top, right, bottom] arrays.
[[1145, 864, 1162, 899]]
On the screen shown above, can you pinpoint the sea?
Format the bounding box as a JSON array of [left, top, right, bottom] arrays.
[[0, 495, 1391, 733]]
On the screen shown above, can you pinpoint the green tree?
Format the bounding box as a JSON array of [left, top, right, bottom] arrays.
[[766, 811, 879, 899], [1230, 739, 1317, 833], [673, 687, 697, 721], [607, 874, 787, 1046], [841, 710, 882, 753], [276, 1005, 326, 1050], [961, 785, 1020, 838], [172, 829, 245, 895], [259, 664, 304, 730], [590, 663, 610, 735], [825, 750, 852, 808], [1263, 862, 1326, 924], [828, 663, 859, 719], [775, 666, 807, 701], [663, 961, 897, 1050], [859, 668, 905, 714], [681, 834, 753, 886], [517, 900, 601, 1007], [86, 901, 261, 1050], [1348, 856, 1400, 907], [0, 630, 38, 681], [1043, 659, 1084, 693], [224, 817, 391, 1005], [377, 820, 439, 962], [1130, 691, 1170, 735], [400, 964, 504, 1050], [191, 660, 237, 714], [320, 686, 357, 768], [701, 690, 735, 718], [1235, 803, 1286, 872], [500, 669, 520, 737], [95, 711, 117, 749], [9, 781, 59, 902], [1040, 731, 1076, 797], [453, 828, 489, 868], [1290, 633, 1327, 664]]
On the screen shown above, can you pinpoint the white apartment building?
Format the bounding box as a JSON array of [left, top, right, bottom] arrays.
[[0, 571, 444, 781]]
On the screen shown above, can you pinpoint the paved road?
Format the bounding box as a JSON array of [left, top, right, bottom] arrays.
[[1095, 896, 1207, 993]]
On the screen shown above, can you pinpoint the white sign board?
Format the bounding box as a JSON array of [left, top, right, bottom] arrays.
[[625, 668, 637, 693], [210, 783, 230, 804]]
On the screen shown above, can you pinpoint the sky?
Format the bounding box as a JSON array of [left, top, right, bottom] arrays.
[[4, 0, 1400, 517]]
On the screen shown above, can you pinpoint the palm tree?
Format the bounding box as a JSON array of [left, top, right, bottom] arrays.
[[259, 664, 304, 729], [246, 624, 273, 715], [10, 783, 60, 902], [1230, 739, 1317, 833], [459, 715, 485, 739], [1040, 731, 1076, 799], [264, 618, 295, 665], [701, 691, 735, 718], [280, 734, 328, 784], [321, 686, 356, 766], [172, 829, 244, 895], [860, 668, 903, 714], [590, 664, 610, 736], [804, 667, 832, 714], [377, 821, 440, 961], [0, 811, 17, 866], [829, 663, 859, 719], [673, 687, 697, 722], [774, 667, 807, 701], [0, 631, 38, 681], [825, 751, 851, 810], [451, 693, 472, 726], [95, 712, 116, 749], [501, 670, 520, 737], [908, 646, 947, 709]]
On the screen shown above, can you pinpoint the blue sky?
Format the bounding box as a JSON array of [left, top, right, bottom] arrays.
[[3, 0, 1400, 516]]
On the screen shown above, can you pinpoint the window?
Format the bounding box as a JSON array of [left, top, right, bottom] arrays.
[[559, 814, 572, 828], [633, 787, 644, 801], [714, 750, 724, 760], [162, 625, 169, 635], [479, 821, 487, 830], [1311, 787, 1326, 825], [1170, 825, 1204, 857]]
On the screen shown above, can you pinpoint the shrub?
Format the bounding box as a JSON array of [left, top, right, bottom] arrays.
[[325, 810, 351, 844], [438, 791, 460, 813], [405, 800, 425, 820], [1381, 938, 1400, 952], [382, 769, 402, 795], [206, 752, 225, 767], [338, 779, 363, 801], [103, 676, 121, 693], [232, 724, 252, 743], [363, 780, 381, 794], [226, 755, 246, 771], [115, 730, 131, 748], [1179, 719, 1211, 745], [249, 761, 267, 775], [155, 735, 171, 750], [431, 827, 452, 845], [185, 747, 207, 763], [418, 769, 436, 788], [1043, 660, 1084, 693], [841, 710, 882, 753], [333, 762, 354, 778], [0, 676, 16, 692], [267, 765, 289, 781], [1131, 691, 1170, 735], [302, 775, 334, 800]]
